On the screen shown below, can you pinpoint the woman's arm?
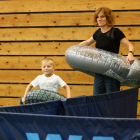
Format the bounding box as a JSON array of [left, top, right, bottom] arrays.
[[79, 37, 95, 46], [120, 37, 135, 65]]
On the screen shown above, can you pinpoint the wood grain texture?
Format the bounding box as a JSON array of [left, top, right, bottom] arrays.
[[0, 42, 74, 55], [0, 27, 139, 41], [0, 84, 139, 99], [0, 98, 20, 107], [0, 0, 139, 13], [1, 69, 139, 85], [0, 42, 140, 55], [0, 56, 71, 69], [0, 56, 140, 69], [0, 70, 94, 84], [137, 102, 140, 116], [0, 11, 140, 27], [0, 84, 93, 97]]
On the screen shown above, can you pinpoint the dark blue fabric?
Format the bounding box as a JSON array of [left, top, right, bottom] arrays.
[[0, 88, 138, 140], [0, 88, 138, 118], [0, 99, 65, 115], [0, 112, 140, 140], [62, 87, 138, 118]]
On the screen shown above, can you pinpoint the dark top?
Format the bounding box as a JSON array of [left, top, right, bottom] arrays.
[[93, 27, 125, 54]]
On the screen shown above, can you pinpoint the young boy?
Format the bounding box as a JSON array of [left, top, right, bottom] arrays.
[[22, 58, 71, 104]]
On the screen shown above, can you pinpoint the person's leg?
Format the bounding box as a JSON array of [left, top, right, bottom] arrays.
[[104, 75, 120, 93], [93, 73, 106, 95]]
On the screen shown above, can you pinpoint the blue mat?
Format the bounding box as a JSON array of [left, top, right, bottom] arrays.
[[0, 87, 139, 140]]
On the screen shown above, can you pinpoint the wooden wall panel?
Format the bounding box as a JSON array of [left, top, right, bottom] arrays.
[[0, 56, 140, 70], [0, 84, 93, 97], [119, 42, 140, 55], [0, 27, 139, 41], [0, 56, 71, 69], [0, 84, 139, 99], [137, 102, 140, 116], [0, 42, 140, 55], [0, 84, 27, 97], [0, 0, 139, 13], [0, 98, 20, 106], [0, 11, 140, 27], [0, 42, 73, 55], [0, 70, 94, 84]]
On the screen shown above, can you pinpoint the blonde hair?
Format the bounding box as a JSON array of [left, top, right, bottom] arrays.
[[42, 58, 54, 66], [94, 7, 115, 27]]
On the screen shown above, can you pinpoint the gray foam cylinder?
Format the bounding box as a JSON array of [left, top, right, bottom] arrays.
[[65, 45, 140, 87]]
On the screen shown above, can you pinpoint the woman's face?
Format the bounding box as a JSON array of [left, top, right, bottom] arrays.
[[96, 11, 108, 27]]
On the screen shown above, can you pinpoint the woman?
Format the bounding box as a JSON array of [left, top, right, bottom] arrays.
[[79, 7, 135, 95]]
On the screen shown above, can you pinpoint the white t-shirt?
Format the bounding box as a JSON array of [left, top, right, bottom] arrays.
[[31, 74, 66, 92]]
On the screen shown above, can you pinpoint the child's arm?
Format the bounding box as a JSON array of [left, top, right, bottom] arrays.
[[63, 84, 71, 98], [22, 83, 33, 104]]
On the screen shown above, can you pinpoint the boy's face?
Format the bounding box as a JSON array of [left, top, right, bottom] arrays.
[[42, 62, 54, 77]]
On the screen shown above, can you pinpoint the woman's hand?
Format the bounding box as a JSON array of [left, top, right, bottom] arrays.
[[126, 52, 135, 65]]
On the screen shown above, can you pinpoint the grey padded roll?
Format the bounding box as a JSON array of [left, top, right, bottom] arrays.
[[65, 45, 140, 87], [20, 89, 66, 104]]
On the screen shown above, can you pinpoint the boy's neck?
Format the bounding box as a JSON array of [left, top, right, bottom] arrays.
[[44, 73, 53, 77]]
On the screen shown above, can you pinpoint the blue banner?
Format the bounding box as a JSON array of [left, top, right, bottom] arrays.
[[0, 112, 140, 140], [0, 87, 139, 140]]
